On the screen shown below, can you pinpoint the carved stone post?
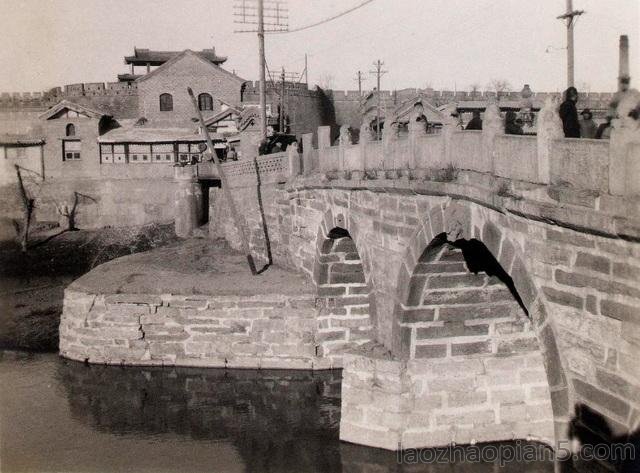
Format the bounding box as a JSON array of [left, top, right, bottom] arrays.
[[355, 118, 372, 179], [318, 126, 331, 150], [609, 89, 640, 195], [301, 133, 314, 175], [440, 106, 459, 171], [174, 165, 202, 238], [408, 104, 428, 173], [482, 102, 503, 175], [338, 124, 352, 173], [536, 96, 563, 184], [287, 145, 301, 177]]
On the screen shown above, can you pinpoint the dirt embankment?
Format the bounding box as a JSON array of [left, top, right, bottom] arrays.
[[0, 224, 177, 351]]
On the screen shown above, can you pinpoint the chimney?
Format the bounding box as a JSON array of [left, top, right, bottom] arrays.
[[619, 35, 630, 92]]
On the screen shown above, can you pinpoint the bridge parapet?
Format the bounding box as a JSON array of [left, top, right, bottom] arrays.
[[285, 94, 640, 199]]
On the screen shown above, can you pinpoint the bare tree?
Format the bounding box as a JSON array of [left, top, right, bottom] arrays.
[[469, 83, 482, 98], [316, 73, 335, 90], [14, 165, 35, 253], [488, 79, 513, 99]]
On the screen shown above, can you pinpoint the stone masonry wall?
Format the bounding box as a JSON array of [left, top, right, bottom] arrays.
[[340, 352, 554, 450], [0, 177, 176, 229], [209, 161, 640, 454], [60, 290, 327, 369], [315, 230, 375, 361]]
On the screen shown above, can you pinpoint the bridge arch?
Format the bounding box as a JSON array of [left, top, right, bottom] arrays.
[[391, 199, 570, 448], [311, 209, 376, 362]]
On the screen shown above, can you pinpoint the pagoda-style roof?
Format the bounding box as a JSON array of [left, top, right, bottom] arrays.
[[117, 73, 142, 83], [125, 47, 227, 66]]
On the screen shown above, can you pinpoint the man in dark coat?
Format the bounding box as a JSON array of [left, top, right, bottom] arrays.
[[559, 86, 581, 138]]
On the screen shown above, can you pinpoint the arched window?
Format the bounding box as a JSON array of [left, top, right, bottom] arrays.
[[159, 93, 173, 112], [65, 123, 76, 136], [198, 93, 213, 111]]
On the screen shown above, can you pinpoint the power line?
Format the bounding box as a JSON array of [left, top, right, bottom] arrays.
[[273, 0, 376, 34]]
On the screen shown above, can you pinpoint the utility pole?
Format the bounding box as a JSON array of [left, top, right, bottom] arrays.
[[234, 0, 289, 141], [369, 60, 387, 140], [557, 0, 584, 88], [280, 67, 286, 132], [354, 70, 366, 96], [257, 0, 267, 139]]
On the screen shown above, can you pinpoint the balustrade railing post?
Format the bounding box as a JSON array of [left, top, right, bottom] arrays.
[[535, 97, 563, 184], [609, 89, 640, 195], [301, 133, 314, 175], [482, 102, 503, 176], [287, 145, 301, 177], [318, 126, 332, 173]]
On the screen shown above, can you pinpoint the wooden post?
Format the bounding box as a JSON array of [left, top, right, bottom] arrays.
[[187, 87, 257, 275]]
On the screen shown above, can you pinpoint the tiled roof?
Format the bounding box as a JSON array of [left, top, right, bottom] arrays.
[[0, 134, 45, 146], [39, 99, 109, 120], [125, 48, 227, 65], [98, 126, 223, 143], [136, 50, 245, 84]]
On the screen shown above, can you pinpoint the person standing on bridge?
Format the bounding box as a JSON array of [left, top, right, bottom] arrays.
[[465, 110, 483, 130], [579, 109, 598, 139], [505, 111, 523, 135], [559, 87, 581, 138]]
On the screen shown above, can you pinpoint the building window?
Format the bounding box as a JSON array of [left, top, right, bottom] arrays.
[[198, 93, 213, 111], [62, 140, 81, 161], [66, 123, 76, 137], [159, 93, 173, 112]]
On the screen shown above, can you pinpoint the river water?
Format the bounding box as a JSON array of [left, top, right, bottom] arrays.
[[0, 351, 557, 473]]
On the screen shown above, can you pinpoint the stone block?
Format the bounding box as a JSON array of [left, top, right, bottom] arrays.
[[447, 390, 488, 407], [572, 378, 631, 420], [436, 409, 495, 427], [452, 339, 493, 356], [414, 344, 447, 359], [339, 421, 400, 451], [482, 222, 502, 257], [542, 286, 584, 309], [574, 252, 611, 275], [600, 300, 639, 323]]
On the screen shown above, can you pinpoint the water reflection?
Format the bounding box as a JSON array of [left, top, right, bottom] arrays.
[[56, 359, 343, 472], [0, 353, 558, 473]]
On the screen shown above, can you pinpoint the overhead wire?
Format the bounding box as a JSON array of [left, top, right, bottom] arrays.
[[272, 0, 376, 34]]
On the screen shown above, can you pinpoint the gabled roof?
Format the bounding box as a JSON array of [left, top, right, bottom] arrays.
[[136, 50, 246, 84], [204, 106, 242, 126], [39, 100, 110, 120], [125, 47, 227, 65], [394, 94, 447, 123]]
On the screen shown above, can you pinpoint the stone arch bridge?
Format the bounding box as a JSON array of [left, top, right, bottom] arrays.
[[61, 99, 640, 460]]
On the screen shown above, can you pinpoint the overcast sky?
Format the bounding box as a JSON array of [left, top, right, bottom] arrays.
[[0, 0, 638, 94]]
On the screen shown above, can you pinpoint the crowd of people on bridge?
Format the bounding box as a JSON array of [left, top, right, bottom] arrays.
[[559, 86, 612, 139]]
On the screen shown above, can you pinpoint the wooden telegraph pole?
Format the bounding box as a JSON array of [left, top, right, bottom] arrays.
[[369, 59, 387, 140], [234, 0, 289, 140], [187, 88, 257, 275], [354, 70, 366, 96], [557, 0, 584, 88]]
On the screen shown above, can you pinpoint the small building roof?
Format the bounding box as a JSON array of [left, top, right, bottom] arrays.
[[125, 47, 227, 66], [204, 106, 243, 127], [0, 134, 45, 146], [98, 126, 222, 143], [39, 99, 110, 120]]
